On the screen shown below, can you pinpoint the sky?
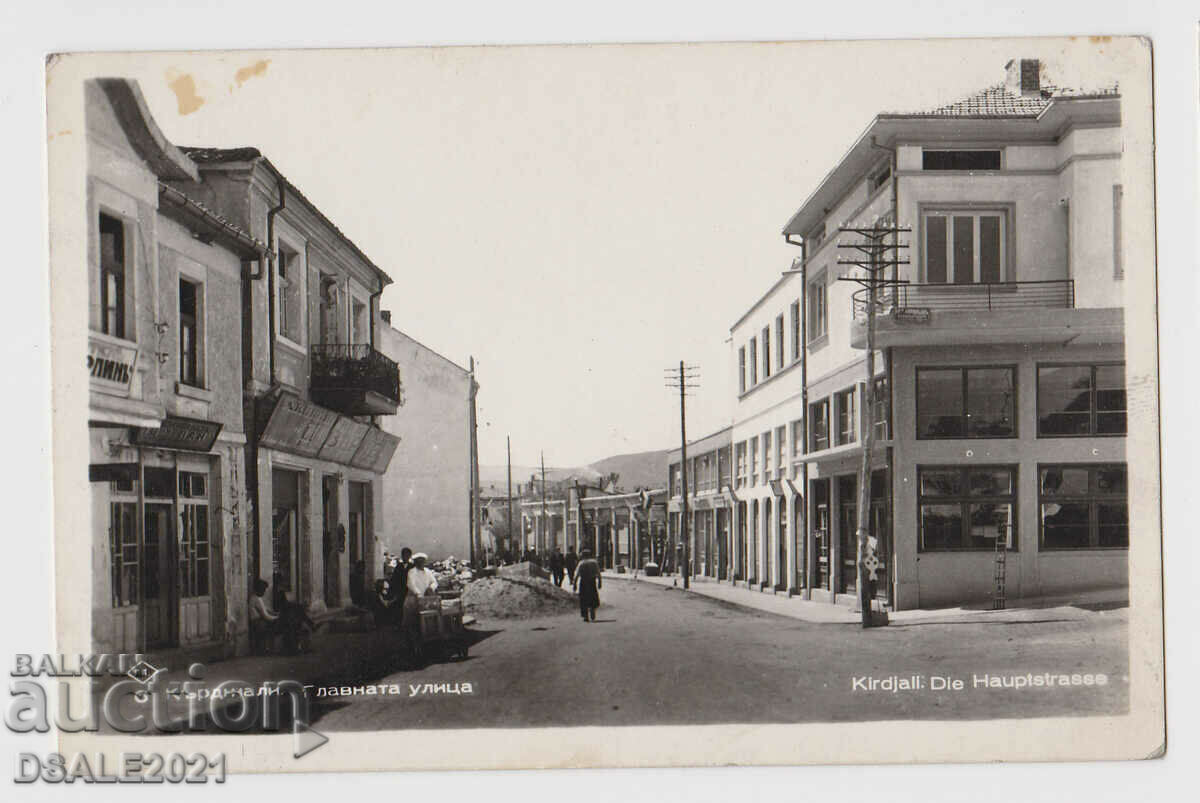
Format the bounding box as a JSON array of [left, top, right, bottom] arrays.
[[73, 38, 1131, 468]]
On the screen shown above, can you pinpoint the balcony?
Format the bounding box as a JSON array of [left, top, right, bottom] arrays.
[[309, 344, 402, 416], [847, 279, 1120, 349]]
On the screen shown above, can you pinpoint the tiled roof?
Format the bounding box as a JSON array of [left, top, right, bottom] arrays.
[[894, 83, 1119, 119]]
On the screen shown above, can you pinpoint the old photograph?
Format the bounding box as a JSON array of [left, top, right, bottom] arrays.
[[44, 36, 1163, 771]]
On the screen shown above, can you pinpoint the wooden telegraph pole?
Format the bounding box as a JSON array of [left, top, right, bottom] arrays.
[[665, 361, 699, 589], [837, 218, 909, 628]]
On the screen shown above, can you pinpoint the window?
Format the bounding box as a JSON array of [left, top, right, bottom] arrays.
[[750, 438, 759, 485], [98, 213, 127, 339], [790, 420, 804, 465], [718, 447, 731, 490], [352, 297, 369, 346], [735, 443, 747, 488], [109, 502, 137, 607], [922, 149, 1002, 171], [1039, 464, 1128, 549], [923, 210, 1006, 284], [277, 244, 303, 342], [808, 273, 827, 343], [809, 399, 830, 452], [762, 326, 771, 379], [178, 278, 202, 387], [670, 464, 681, 497], [835, 387, 857, 445], [872, 375, 890, 440], [1037, 364, 1126, 437], [1113, 184, 1123, 279], [789, 301, 800, 362], [916, 366, 1016, 439], [749, 338, 758, 385], [870, 163, 892, 192], [775, 315, 785, 371], [738, 346, 746, 393], [918, 465, 1017, 551], [775, 426, 786, 478], [763, 431, 773, 476]]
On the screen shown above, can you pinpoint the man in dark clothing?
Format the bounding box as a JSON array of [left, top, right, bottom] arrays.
[[548, 549, 565, 586], [386, 547, 413, 625], [564, 549, 579, 584]]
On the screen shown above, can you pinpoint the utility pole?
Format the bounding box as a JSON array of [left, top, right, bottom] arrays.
[[540, 450, 548, 555], [506, 436, 513, 563], [468, 357, 477, 566], [837, 217, 909, 628], [665, 361, 699, 589]]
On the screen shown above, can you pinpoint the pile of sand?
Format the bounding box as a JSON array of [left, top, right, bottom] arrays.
[[462, 576, 577, 619]]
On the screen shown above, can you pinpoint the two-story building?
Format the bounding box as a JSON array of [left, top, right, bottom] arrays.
[[170, 147, 402, 629], [732, 59, 1130, 610], [667, 427, 733, 579], [86, 79, 266, 657]]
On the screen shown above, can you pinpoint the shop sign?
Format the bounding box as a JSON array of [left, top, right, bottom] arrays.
[[88, 462, 138, 483], [134, 416, 223, 453], [87, 336, 137, 396], [259, 392, 338, 458], [318, 416, 370, 464], [350, 426, 401, 473]]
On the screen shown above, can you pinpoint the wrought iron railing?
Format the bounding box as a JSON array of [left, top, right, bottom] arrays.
[[309, 344, 402, 404], [852, 279, 1075, 321]]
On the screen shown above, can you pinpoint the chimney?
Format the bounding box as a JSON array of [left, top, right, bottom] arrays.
[[1004, 58, 1042, 97]]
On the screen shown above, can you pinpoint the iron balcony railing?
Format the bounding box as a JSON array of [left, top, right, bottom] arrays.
[[309, 343, 402, 404], [852, 279, 1075, 321]]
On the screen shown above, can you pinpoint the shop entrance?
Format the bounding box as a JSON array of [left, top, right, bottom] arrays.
[[142, 501, 175, 648], [811, 479, 830, 590], [322, 476, 340, 609], [349, 481, 368, 576], [838, 475, 859, 594], [271, 469, 302, 605]]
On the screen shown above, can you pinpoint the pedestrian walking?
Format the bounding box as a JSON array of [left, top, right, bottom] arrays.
[[564, 548, 579, 584], [573, 548, 601, 622], [549, 548, 565, 586]]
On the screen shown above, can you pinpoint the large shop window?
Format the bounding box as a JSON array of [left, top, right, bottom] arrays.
[[916, 366, 1016, 439], [918, 465, 1017, 552], [1039, 464, 1128, 550], [809, 398, 830, 452], [98, 213, 128, 339], [923, 210, 1006, 284], [1037, 364, 1126, 437]]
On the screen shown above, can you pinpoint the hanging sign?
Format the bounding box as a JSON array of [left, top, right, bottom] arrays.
[[317, 416, 371, 465], [349, 426, 401, 473], [88, 335, 137, 396], [135, 416, 223, 452], [259, 391, 337, 458]]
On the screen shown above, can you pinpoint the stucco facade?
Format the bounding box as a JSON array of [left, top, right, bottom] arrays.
[[378, 322, 472, 561]]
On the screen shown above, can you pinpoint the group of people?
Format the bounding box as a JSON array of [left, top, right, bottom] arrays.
[[371, 547, 442, 659], [248, 572, 316, 655]]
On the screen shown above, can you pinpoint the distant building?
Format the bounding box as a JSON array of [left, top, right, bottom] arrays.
[[378, 317, 473, 561], [667, 427, 733, 579]]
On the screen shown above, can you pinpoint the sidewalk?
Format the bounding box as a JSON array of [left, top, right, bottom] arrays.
[[602, 570, 1127, 626]]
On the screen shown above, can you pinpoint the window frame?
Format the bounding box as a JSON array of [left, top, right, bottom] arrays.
[[872, 375, 890, 441], [178, 276, 205, 389], [1036, 362, 1127, 438], [917, 464, 1019, 553], [920, 207, 1011, 285], [97, 211, 131, 341], [775, 314, 785, 372], [275, 240, 306, 347], [834, 386, 857, 446], [738, 346, 746, 394], [1037, 463, 1128, 551], [749, 337, 758, 386], [762, 326, 771, 379], [807, 270, 828, 345], [789, 300, 801, 364], [915, 365, 1018, 440], [809, 398, 830, 452]]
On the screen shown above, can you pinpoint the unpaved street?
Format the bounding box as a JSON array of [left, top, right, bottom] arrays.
[[311, 578, 1128, 730]]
